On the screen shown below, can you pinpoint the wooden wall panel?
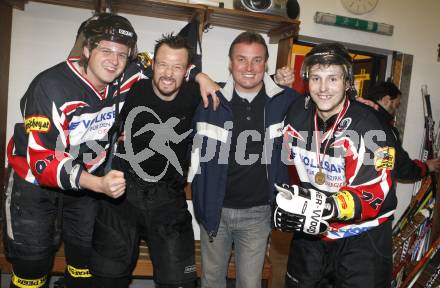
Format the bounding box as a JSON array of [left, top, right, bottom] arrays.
[[0, 1, 12, 192]]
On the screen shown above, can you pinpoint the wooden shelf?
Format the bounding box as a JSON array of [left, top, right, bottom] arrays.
[[26, 0, 299, 43], [29, 0, 98, 10], [112, 0, 203, 22], [205, 5, 299, 40]]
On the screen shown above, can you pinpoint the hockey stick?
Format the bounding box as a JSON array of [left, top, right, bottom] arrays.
[[392, 206, 432, 279], [423, 257, 440, 288], [421, 85, 437, 196], [392, 189, 435, 286]]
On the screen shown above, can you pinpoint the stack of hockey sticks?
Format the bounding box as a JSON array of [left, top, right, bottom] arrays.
[[400, 235, 440, 287], [392, 178, 435, 287], [391, 85, 438, 287]]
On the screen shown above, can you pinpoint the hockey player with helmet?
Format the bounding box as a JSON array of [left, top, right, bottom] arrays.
[[273, 42, 397, 288], [6, 13, 137, 288], [5, 13, 218, 288]]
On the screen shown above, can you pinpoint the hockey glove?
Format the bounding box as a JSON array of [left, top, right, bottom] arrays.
[[272, 184, 334, 235]]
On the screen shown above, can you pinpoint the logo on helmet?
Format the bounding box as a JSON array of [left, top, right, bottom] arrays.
[[118, 28, 133, 37]]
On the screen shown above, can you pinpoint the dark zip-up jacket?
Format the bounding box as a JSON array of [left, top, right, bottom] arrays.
[[188, 74, 300, 237]]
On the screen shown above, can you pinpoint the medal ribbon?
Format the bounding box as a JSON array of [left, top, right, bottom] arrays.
[[313, 99, 350, 176]]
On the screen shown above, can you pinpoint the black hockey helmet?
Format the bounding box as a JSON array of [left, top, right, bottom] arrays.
[[80, 13, 138, 59], [300, 42, 356, 97], [300, 42, 353, 81]]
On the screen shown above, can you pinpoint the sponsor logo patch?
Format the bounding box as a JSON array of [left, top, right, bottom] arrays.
[[25, 116, 51, 133], [12, 273, 47, 287], [118, 28, 133, 37], [67, 265, 92, 278], [374, 146, 395, 171], [336, 190, 355, 220]]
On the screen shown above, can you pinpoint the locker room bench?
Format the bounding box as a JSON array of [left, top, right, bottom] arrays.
[[0, 175, 272, 286], [0, 238, 272, 286]]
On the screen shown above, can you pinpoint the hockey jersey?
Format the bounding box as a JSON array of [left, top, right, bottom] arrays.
[[284, 97, 397, 240], [7, 58, 144, 190]]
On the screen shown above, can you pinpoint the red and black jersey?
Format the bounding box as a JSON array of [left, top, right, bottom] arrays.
[[7, 58, 145, 190], [283, 97, 397, 240]]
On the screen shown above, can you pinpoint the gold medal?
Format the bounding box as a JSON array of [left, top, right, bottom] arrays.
[[313, 100, 349, 187], [315, 171, 325, 185]]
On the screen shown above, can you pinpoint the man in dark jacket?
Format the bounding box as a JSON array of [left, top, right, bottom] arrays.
[[365, 81, 440, 180], [189, 31, 300, 288]]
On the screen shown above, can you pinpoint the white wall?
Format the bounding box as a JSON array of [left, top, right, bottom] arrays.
[[5, 2, 278, 240], [6, 1, 278, 140], [6, 0, 440, 222]]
